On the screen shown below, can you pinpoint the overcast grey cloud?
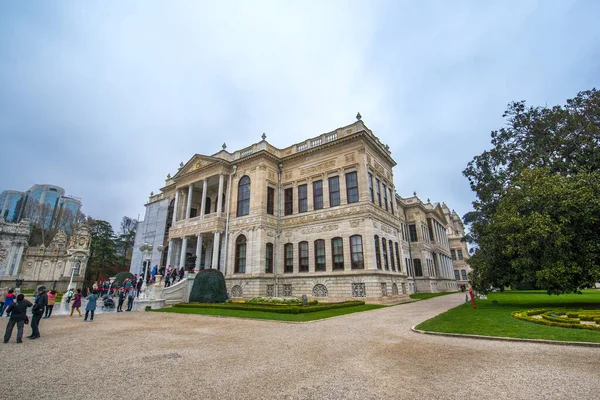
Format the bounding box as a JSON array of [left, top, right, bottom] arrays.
[[1, 0, 598, 229]]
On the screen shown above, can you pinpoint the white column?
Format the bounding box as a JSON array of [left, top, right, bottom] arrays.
[[179, 236, 188, 269], [166, 239, 174, 267], [186, 184, 194, 219], [11, 244, 25, 276], [219, 233, 226, 272], [195, 235, 203, 272], [211, 231, 221, 270], [216, 174, 224, 213], [205, 239, 213, 268], [172, 190, 180, 225], [4, 245, 16, 276], [200, 178, 208, 217]]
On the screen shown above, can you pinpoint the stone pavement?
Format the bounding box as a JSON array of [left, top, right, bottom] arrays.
[[1, 293, 599, 399]]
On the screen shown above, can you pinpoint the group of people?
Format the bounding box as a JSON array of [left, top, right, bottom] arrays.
[[162, 266, 185, 288], [3, 285, 48, 343]]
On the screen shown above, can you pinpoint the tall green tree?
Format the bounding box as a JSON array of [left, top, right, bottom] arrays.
[[464, 89, 600, 294], [88, 219, 118, 269], [116, 216, 137, 261]]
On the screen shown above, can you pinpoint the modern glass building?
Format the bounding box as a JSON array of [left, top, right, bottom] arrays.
[[0, 190, 25, 223], [0, 184, 81, 229]]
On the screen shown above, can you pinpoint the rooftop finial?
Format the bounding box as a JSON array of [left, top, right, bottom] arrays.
[[167, 173, 171, 179], [261, 133, 266, 140], [413, 191, 417, 196], [427, 198, 430, 203], [356, 112, 362, 121], [179, 162, 184, 169], [222, 143, 227, 150], [150, 191, 154, 197]]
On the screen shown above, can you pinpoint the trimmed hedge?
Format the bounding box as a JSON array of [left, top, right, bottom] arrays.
[[189, 269, 227, 303], [512, 308, 600, 331], [173, 300, 365, 314]]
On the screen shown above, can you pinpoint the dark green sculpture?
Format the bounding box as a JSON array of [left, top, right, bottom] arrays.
[[114, 272, 134, 287], [189, 269, 227, 303]]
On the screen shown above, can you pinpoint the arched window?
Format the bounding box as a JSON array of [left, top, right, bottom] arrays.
[[237, 176, 251, 217], [454, 270, 460, 280], [314, 240, 326, 271], [299, 241, 309, 272], [389, 239, 395, 271], [331, 237, 344, 270], [374, 235, 381, 270], [461, 269, 467, 280], [265, 243, 273, 273], [382, 238, 389, 270], [235, 235, 247, 273], [205, 197, 211, 215], [350, 235, 364, 269]]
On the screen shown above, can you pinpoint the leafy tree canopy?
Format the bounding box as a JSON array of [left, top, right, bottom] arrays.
[[464, 89, 600, 294]]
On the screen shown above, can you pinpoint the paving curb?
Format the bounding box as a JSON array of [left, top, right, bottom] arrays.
[[411, 326, 600, 348]]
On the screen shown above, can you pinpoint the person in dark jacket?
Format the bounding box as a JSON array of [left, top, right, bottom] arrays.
[[136, 278, 143, 298], [29, 286, 48, 340], [3, 294, 32, 343], [116, 288, 126, 312]]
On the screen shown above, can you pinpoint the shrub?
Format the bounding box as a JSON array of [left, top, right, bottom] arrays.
[[114, 272, 134, 287], [174, 300, 365, 314], [290, 306, 300, 314], [188, 269, 227, 303]]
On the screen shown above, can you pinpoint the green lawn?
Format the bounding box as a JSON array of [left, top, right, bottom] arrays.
[[410, 291, 458, 300], [152, 304, 386, 322], [416, 290, 600, 343]]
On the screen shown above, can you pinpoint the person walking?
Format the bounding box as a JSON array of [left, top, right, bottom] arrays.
[[136, 278, 143, 298], [164, 272, 170, 288], [66, 288, 74, 303], [179, 267, 185, 282], [3, 294, 32, 343], [29, 286, 48, 340], [1, 288, 15, 317], [126, 287, 135, 311], [116, 288, 125, 312], [69, 288, 83, 317], [44, 290, 57, 318], [84, 291, 98, 322]]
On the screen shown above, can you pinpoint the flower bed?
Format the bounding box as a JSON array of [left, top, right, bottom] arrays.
[[512, 308, 600, 331]]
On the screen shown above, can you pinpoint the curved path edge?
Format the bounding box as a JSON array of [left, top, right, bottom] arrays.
[[411, 325, 600, 348]]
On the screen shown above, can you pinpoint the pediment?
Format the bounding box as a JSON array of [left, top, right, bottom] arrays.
[[430, 203, 448, 225], [172, 154, 223, 178]]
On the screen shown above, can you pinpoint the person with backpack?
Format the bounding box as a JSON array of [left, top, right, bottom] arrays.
[[3, 294, 32, 343], [1, 288, 15, 317]]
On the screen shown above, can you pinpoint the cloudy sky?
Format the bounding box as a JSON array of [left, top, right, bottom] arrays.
[[1, 1, 598, 231]]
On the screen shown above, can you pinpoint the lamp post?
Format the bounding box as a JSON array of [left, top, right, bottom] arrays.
[[139, 242, 153, 293]]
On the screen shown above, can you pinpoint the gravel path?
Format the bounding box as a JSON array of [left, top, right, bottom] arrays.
[[1, 293, 599, 399]]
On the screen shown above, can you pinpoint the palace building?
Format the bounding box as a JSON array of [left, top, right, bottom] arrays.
[[132, 117, 461, 302]]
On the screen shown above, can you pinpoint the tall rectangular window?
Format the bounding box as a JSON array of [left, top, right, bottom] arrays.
[[267, 187, 275, 215], [328, 176, 340, 207], [313, 180, 323, 210], [414, 259, 423, 276], [314, 240, 326, 271], [331, 237, 344, 270], [408, 224, 418, 242], [350, 235, 364, 269], [298, 184, 308, 213], [389, 188, 394, 213], [395, 242, 401, 273], [345, 172, 359, 203], [382, 238, 389, 270], [457, 249, 464, 260], [299, 241, 309, 272], [451, 249, 457, 261], [376, 178, 381, 206], [383, 183, 388, 211], [389, 239, 395, 271], [284, 243, 293, 273], [454, 270, 460, 280], [284, 188, 293, 215], [368, 173, 374, 203], [265, 243, 273, 273], [374, 235, 381, 270]]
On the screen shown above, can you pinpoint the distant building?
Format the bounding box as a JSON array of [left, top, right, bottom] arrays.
[[441, 204, 471, 286], [133, 118, 466, 301], [0, 184, 82, 229]]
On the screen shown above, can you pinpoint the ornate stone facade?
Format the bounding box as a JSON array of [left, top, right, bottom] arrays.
[[134, 119, 461, 301], [0, 221, 90, 291]]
